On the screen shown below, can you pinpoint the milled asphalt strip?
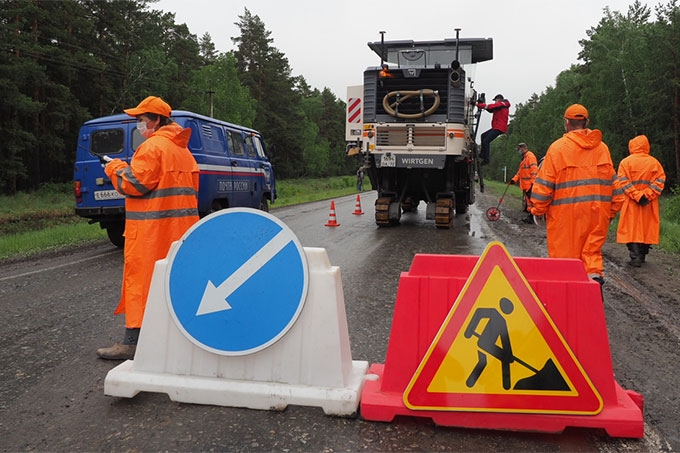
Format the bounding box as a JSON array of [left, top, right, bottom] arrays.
[[0, 250, 120, 283]]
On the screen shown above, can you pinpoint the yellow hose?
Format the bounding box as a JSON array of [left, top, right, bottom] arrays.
[[382, 89, 441, 119]]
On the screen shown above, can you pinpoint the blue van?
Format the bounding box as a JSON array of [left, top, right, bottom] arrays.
[[73, 110, 276, 247]]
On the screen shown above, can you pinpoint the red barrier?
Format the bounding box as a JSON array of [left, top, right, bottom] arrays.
[[360, 241, 644, 438]]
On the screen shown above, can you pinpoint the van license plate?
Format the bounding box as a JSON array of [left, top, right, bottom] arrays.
[[94, 190, 124, 201]]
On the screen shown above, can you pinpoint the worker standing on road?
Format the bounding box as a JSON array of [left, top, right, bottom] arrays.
[[509, 143, 538, 224], [616, 134, 666, 267], [477, 94, 511, 165], [529, 104, 624, 287], [97, 96, 200, 360]]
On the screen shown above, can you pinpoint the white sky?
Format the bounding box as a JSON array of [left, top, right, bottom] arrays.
[[155, 0, 656, 114]]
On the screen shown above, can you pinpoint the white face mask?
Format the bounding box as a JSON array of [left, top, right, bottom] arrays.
[[136, 119, 153, 138]]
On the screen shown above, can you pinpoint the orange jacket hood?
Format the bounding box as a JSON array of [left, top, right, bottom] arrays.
[[152, 122, 191, 148], [564, 128, 602, 150], [628, 134, 650, 156]]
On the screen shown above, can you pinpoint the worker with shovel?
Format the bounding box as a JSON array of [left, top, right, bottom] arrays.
[[464, 297, 571, 391], [509, 143, 538, 224]]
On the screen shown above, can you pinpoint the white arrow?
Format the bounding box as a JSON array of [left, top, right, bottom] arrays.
[[196, 229, 293, 316]]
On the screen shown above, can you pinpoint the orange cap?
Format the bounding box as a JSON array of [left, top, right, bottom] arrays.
[[564, 104, 588, 120], [124, 96, 171, 117]]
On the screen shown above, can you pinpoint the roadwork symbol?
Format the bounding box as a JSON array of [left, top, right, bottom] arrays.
[[403, 242, 603, 415]]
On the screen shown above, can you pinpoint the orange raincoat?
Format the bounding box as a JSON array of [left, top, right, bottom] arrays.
[[105, 122, 200, 328], [530, 128, 624, 278], [511, 150, 538, 191], [616, 135, 666, 245]]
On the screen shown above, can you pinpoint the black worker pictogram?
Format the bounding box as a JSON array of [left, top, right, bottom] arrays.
[[464, 297, 570, 391]]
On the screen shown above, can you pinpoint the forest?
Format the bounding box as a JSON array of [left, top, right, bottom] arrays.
[[498, 0, 680, 188], [0, 0, 350, 195], [1, 0, 679, 196]]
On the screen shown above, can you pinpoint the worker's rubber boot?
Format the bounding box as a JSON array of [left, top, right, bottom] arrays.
[[627, 243, 642, 268], [640, 243, 650, 263]]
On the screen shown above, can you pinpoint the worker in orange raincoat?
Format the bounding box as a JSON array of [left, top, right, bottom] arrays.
[[529, 104, 624, 288], [97, 96, 200, 360], [616, 134, 666, 267], [509, 142, 538, 224]]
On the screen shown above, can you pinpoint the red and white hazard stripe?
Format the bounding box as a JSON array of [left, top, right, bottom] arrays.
[[347, 97, 362, 124]]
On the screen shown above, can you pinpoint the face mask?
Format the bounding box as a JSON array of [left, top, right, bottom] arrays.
[[136, 119, 153, 138]]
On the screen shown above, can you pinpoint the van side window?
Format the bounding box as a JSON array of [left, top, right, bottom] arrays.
[[253, 136, 267, 159], [244, 134, 257, 157], [201, 124, 227, 155], [228, 130, 245, 156], [91, 128, 124, 156]]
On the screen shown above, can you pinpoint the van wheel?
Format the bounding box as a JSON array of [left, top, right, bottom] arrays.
[[105, 222, 125, 248], [259, 197, 269, 212]]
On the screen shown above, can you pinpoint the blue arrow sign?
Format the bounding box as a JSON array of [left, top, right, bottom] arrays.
[[165, 208, 309, 355]]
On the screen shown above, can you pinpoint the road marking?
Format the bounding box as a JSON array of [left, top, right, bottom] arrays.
[[0, 250, 120, 283]]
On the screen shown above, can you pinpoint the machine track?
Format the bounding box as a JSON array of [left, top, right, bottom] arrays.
[[434, 197, 454, 229]]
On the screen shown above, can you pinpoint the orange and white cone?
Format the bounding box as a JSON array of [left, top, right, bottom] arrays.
[[352, 194, 364, 215], [325, 200, 340, 227]]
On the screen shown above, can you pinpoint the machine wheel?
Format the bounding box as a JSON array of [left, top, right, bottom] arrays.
[[105, 222, 125, 248], [434, 197, 454, 229]]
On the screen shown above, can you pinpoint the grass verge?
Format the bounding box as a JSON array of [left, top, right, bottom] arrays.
[[0, 177, 369, 260]]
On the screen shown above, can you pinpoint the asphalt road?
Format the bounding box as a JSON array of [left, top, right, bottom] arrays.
[[0, 192, 668, 451]]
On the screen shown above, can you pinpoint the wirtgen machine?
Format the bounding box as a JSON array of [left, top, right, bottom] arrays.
[[346, 30, 493, 228]]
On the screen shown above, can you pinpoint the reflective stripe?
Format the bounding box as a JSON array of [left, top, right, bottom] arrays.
[[131, 186, 198, 199], [126, 208, 199, 221], [549, 194, 613, 206], [534, 177, 555, 190], [114, 166, 153, 196], [532, 192, 553, 202], [555, 177, 613, 190]]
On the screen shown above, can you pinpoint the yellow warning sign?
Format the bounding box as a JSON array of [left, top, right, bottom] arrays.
[[403, 242, 603, 415]]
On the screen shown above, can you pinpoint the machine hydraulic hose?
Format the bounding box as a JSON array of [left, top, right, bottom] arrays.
[[382, 89, 440, 119]]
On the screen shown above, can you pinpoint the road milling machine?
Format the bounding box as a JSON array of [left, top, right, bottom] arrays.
[[346, 31, 493, 228]]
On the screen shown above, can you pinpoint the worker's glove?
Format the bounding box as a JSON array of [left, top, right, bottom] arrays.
[[509, 180, 516, 185], [533, 214, 546, 227], [98, 155, 113, 168], [637, 195, 650, 206], [476, 102, 486, 109]]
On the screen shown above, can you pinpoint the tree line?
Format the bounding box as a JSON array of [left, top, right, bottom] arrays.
[[2, 1, 679, 197], [490, 0, 679, 190], [0, 0, 352, 195]]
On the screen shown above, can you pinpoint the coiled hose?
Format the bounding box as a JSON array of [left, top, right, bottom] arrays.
[[382, 89, 440, 119]]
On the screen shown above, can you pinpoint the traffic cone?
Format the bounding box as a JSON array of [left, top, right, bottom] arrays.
[[325, 201, 340, 227], [352, 194, 364, 215]]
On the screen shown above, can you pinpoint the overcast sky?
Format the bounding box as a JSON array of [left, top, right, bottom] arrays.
[[155, 0, 656, 116]]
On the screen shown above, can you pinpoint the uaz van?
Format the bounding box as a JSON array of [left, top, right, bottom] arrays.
[[73, 110, 276, 247]]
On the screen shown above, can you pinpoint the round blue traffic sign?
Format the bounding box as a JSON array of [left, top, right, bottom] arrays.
[[165, 208, 309, 355]]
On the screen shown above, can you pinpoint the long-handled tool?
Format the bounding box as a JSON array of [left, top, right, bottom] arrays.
[[486, 182, 511, 221]]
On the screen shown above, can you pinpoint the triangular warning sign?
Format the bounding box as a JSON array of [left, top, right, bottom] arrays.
[[403, 242, 603, 415]]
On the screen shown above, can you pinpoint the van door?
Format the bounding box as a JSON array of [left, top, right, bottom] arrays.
[[244, 132, 265, 207], [226, 129, 253, 207], [252, 134, 275, 203]]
